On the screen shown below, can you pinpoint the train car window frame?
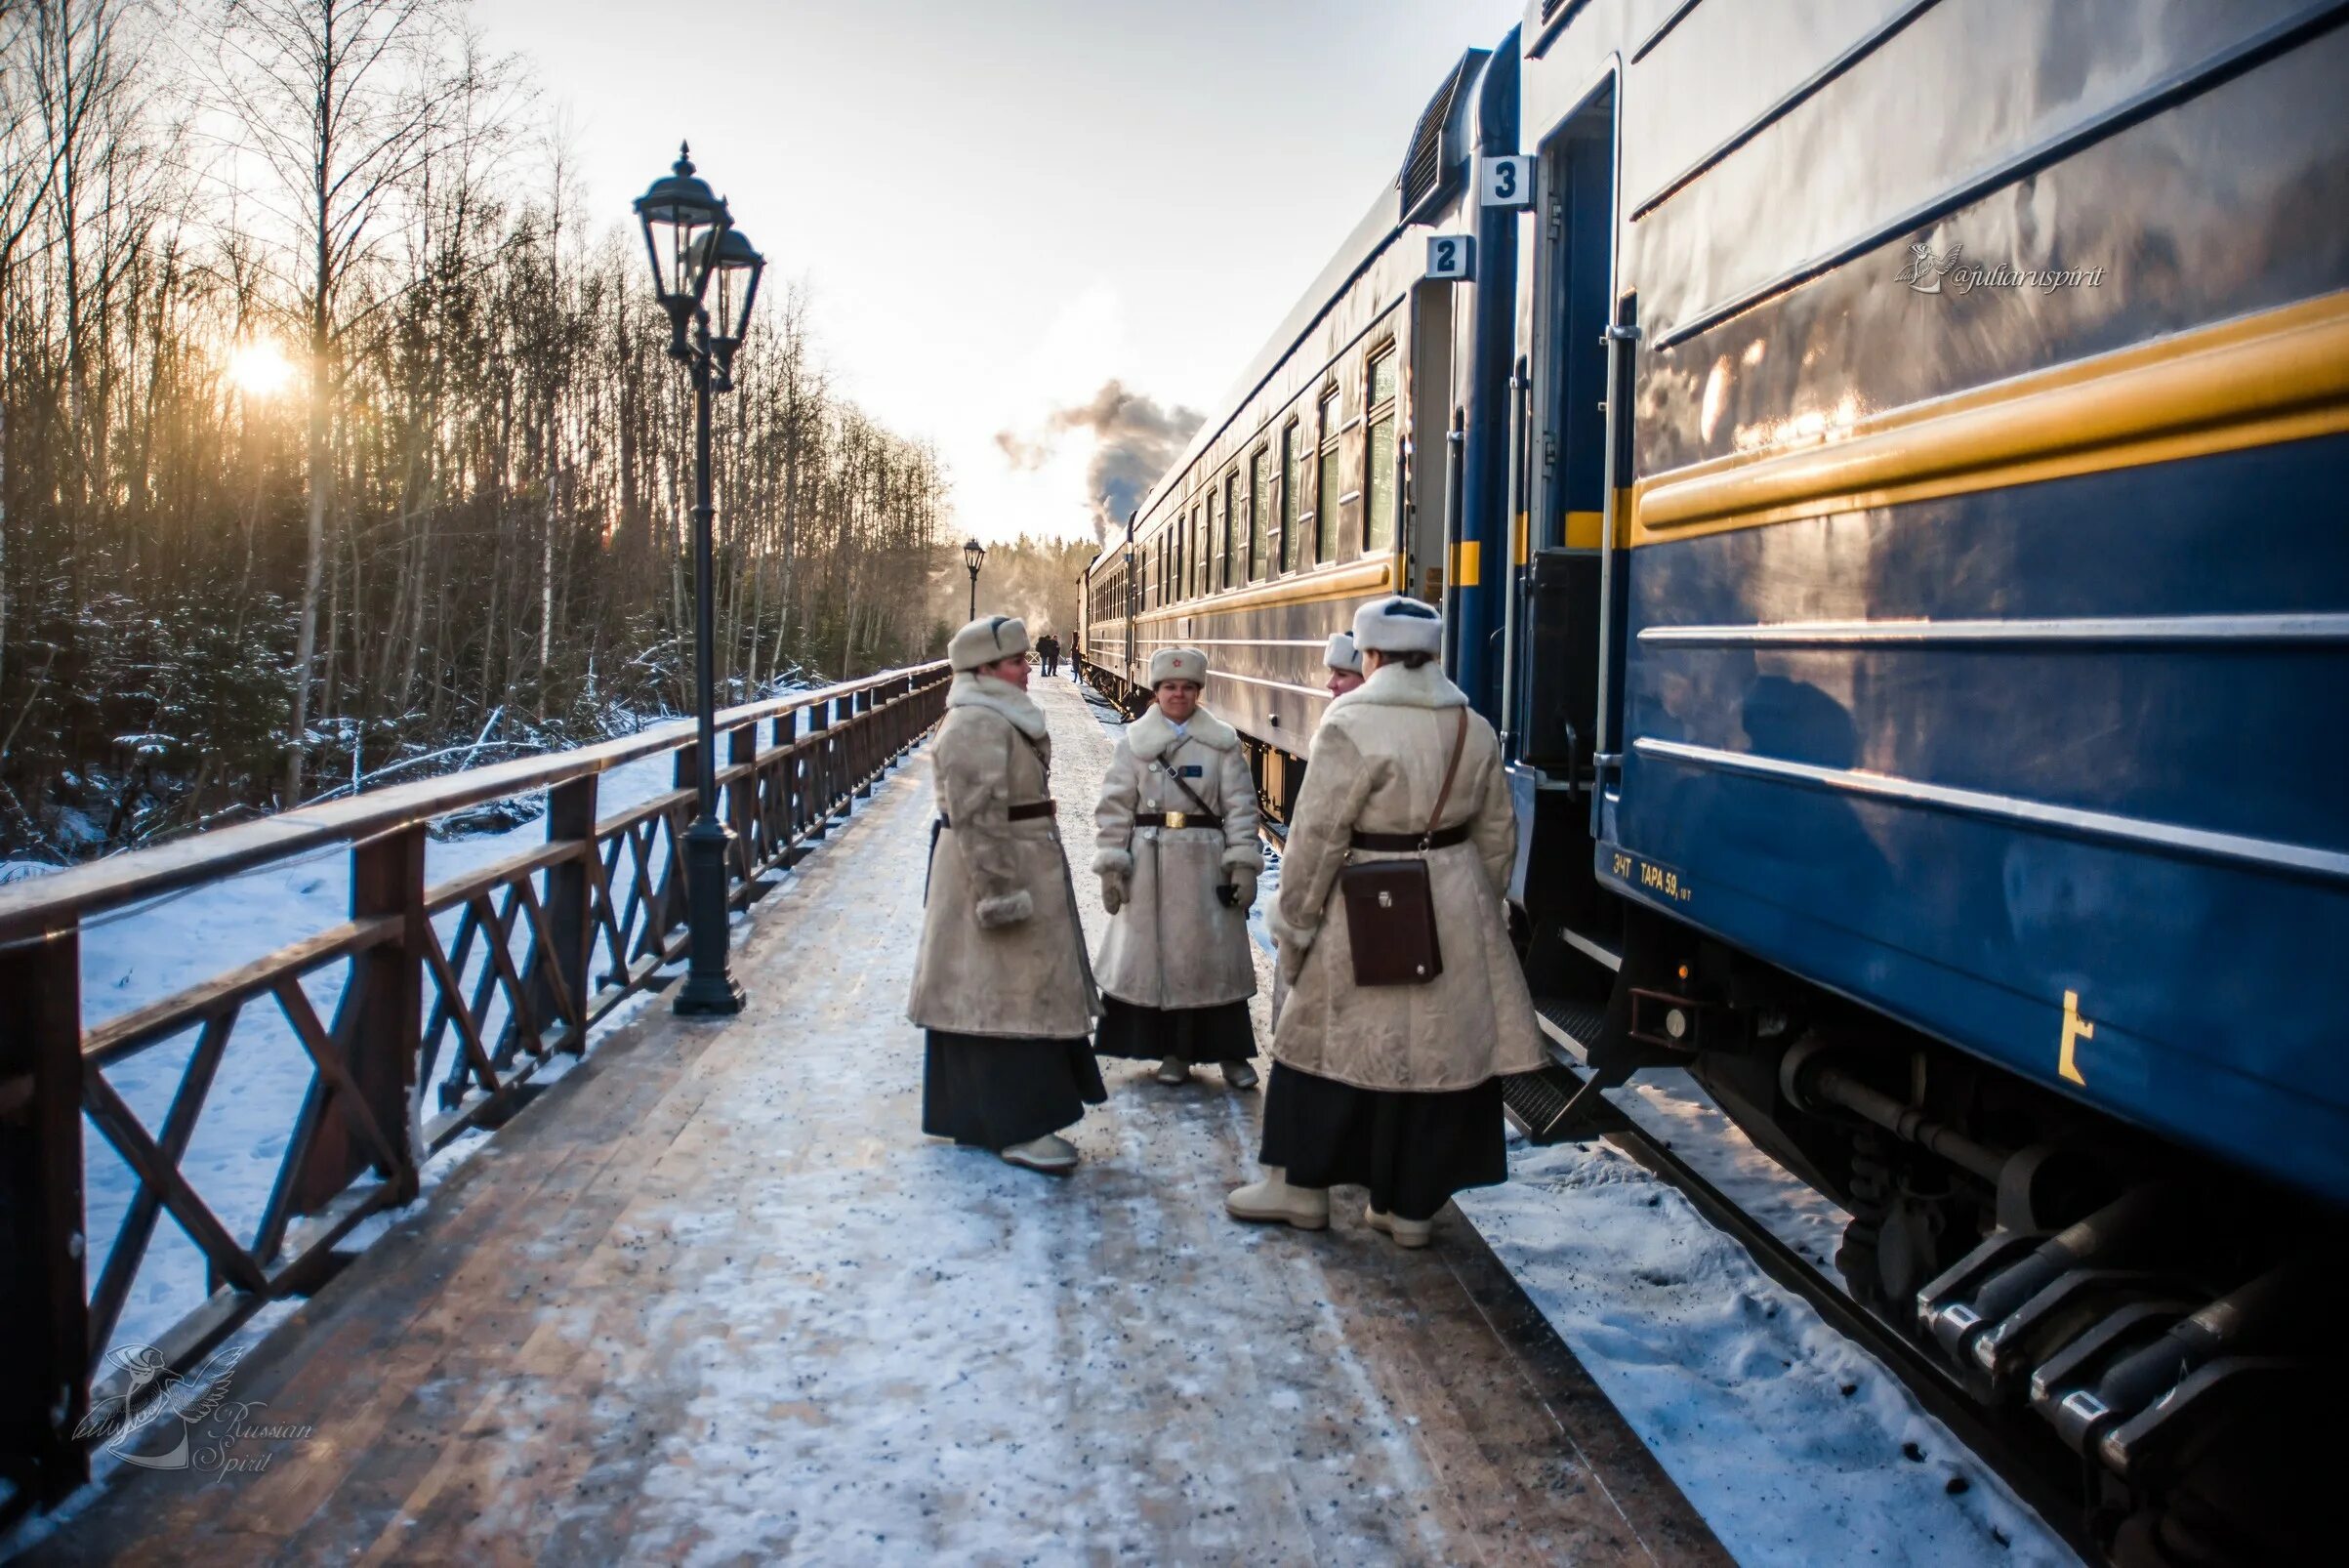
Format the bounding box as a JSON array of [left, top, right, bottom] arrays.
[[1222, 470, 1241, 590], [1316, 384, 1343, 564], [1191, 502, 1206, 598], [1280, 417, 1301, 573], [1249, 445, 1272, 583], [1366, 343, 1399, 557], [1212, 491, 1230, 595]]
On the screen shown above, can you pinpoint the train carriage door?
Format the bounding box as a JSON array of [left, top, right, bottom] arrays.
[[1517, 80, 1615, 789], [1409, 285, 1455, 605], [1505, 73, 1618, 945]]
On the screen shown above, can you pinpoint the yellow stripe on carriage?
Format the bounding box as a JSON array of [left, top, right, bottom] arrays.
[[1631, 290, 2349, 545]]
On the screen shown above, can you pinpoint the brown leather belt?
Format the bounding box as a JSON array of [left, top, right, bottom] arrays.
[[937, 800, 1055, 828], [1136, 810, 1220, 830], [1349, 823, 1472, 852]]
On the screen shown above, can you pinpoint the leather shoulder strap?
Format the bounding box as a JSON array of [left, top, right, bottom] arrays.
[[1422, 709, 1469, 848]]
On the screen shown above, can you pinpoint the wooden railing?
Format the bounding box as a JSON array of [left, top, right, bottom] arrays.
[[0, 661, 951, 1512]]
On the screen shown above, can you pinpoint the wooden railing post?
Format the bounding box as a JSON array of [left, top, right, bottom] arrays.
[[802, 709, 830, 842], [775, 710, 804, 863], [726, 722, 758, 878], [302, 823, 427, 1211], [0, 920, 91, 1505], [853, 688, 875, 799], [661, 739, 696, 938], [541, 774, 598, 1053]]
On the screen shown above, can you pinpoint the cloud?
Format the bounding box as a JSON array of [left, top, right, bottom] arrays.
[[995, 380, 1205, 542]]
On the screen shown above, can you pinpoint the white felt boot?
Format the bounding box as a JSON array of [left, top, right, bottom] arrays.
[[1225, 1169, 1330, 1230], [1155, 1055, 1190, 1086], [1000, 1134, 1079, 1175], [1221, 1059, 1259, 1091], [1364, 1207, 1433, 1248]]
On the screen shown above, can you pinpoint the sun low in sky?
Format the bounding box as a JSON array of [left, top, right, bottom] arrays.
[[472, 0, 1524, 545], [227, 339, 298, 398]]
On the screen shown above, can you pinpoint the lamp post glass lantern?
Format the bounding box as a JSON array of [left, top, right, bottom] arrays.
[[635, 142, 762, 1017], [964, 538, 986, 621]]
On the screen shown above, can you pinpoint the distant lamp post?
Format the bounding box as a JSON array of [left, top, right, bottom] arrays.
[[964, 537, 987, 621], [635, 142, 763, 1017]]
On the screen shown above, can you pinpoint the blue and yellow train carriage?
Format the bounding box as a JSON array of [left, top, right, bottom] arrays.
[[1504, 0, 2346, 1553]]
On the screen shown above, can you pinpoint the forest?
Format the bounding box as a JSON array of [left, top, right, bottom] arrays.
[[0, 0, 967, 864]]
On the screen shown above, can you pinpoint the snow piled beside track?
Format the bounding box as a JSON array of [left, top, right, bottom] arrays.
[[1460, 1135, 2079, 1567]]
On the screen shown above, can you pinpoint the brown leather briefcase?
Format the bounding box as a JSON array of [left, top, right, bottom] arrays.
[[1337, 708, 1468, 988]]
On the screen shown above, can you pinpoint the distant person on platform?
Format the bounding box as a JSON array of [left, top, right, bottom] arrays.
[[908, 614, 1105, 1175], [1229, 597, 1543, 1246], [1042, 633, 1061, 676], [1092, 647, 1264, 1090], [1323, 631, 1364, 697]]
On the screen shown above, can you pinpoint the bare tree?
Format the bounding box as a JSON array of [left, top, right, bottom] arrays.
[[210, 0, 461, 803]]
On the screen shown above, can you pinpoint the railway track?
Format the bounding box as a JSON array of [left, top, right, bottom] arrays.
[[1502, 1019, 2102, 1567]]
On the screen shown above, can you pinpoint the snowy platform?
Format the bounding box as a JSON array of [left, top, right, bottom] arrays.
[[21, 676, 1722, 1566]]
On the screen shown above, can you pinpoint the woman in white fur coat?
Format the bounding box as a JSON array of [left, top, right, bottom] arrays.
[[1228, 597, 1544, 1246], [1092, 647, 1264, 1088], [907, 615, 1105, 1175]]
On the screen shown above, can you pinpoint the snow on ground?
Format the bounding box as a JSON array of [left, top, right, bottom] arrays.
[[1459, 1139, 2076, 1567], [71, 707, 812, 1358]]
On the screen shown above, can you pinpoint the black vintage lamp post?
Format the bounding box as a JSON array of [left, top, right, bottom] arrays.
[[964, 537, 987, 621], [635, 144, 764, 1017]]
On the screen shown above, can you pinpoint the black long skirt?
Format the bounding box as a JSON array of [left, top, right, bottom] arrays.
[[1257, 1063, 1507, 1223], [923, 1030, 1107, 1151], [1092, 994, 1257, 1064]]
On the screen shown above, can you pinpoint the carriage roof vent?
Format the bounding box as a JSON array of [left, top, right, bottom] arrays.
[[1398, 48, 1490, 227]]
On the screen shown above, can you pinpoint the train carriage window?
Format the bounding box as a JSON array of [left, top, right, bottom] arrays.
[[1222, 472, 1240, 589], [1191, 503, 1206, 598], [1366, 348, 1398, 556], [1280, 419, 1300, 572], [1249, 448, 1271, 582], [1316, 387, 1342, 563], [1206, 492, 1220, 595]]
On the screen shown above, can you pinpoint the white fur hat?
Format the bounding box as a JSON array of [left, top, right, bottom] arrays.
[[1148, 646, 1208, 687], [1352, 596, 1442, 657], [948, 614, 1030, 673], [1322, 631, 1362, 674]]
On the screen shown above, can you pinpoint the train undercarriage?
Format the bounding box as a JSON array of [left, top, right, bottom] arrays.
[[1512, 898, 2338, 1566]]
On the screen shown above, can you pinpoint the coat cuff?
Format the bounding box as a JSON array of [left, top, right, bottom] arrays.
[[1220, 843, 1263, 872], [1265, 907, 1317, 955], [976, 888, 1034, 928], [1092, 846, 1133, 878]]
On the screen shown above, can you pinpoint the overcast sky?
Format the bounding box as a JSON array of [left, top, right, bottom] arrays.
[[472, 0, 1525, 544]]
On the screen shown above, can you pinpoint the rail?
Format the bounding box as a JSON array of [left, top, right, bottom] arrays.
[[0, 660, 952, 1513]]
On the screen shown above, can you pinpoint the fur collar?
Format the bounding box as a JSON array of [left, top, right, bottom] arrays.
[[1127, 701, 1238, 760], [1328, 659, 1469, 715], [946, 673, 1049, 738]]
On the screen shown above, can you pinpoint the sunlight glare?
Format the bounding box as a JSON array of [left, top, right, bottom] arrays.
[[227, 340, 296, 397]]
